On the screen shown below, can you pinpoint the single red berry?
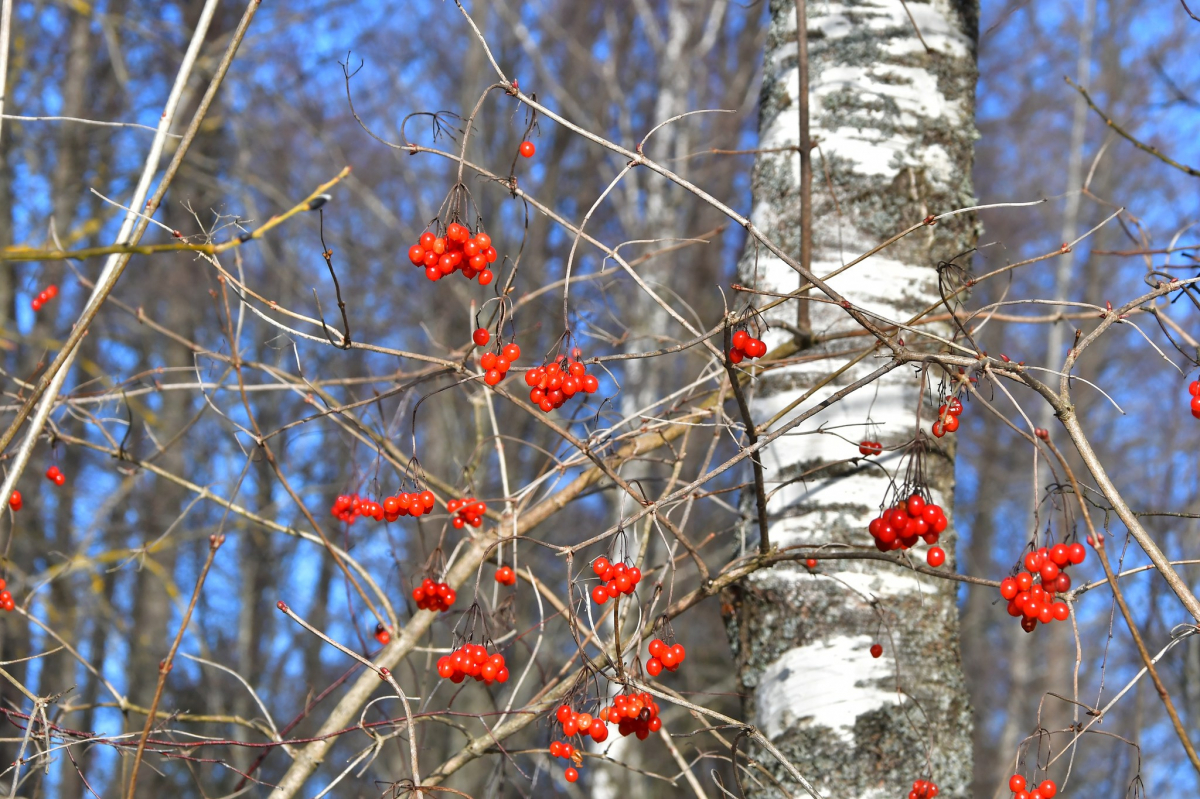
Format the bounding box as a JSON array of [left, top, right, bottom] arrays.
[[927, 547, 945, 568], [7, 491, 20, 511], [1008, 776, 1026, 792], [502, 343, 521, 361], [564, 766, 578, 783], [1067, 542, 1086, 564], [870, 643, 883, 658], [805, 558, 817, 568], [472, 328, 490, 346], [479, 269, 494, 285], [1038, 780, 1057, 798], [646, 657, 663, 676], [519, 141, 536, 158]]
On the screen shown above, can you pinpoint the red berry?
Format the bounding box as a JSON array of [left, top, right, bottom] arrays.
[[646, 657, 663, 676], [870, 643, 883, 658], [519, 141, 535, 158], [1067, 542, 1086, 564], [591, 585, 608, 604], [1039, 561, 1059, 583], [805, 558, 817, 568], [472, 328, 490, 346], [7, 491, 20, 511], [564, 767, 578, 783], [1024, 551, 1042, 572], [926, 547, 945, 568], [1009, 776, 1026, 792], [478, 269, 494, 285], [1038, 780, 1057, 798], [502, 343, 521, 361]]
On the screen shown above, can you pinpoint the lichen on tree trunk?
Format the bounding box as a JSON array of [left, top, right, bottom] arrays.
[[723, 1, 979, 796]]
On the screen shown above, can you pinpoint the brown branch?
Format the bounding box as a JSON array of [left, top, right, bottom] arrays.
[[722, 327, 771, 555], [1044, 439, 1200, 774], [1065, 76, 1200, 178], [125, 534, 224, 799]]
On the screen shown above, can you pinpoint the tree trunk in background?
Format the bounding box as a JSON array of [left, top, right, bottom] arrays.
[[724, 1, 978, 796]]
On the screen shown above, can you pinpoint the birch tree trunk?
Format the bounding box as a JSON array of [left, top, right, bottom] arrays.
[[724, 1, 978, 796]]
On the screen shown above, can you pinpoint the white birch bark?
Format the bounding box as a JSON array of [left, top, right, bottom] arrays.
[[724, 2, 978, 796]]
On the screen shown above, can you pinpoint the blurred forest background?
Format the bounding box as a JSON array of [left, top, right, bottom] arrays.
[[0, 0, 1198, 796]]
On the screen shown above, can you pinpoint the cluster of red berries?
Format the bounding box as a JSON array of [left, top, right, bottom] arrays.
[[8, 491, 21, 511], [330, 490, 439, 525], [727, 329, 767, 364], [867, 493, 948, 554], [548, 741, 581, 783], [999, 543, 1086, 632], [448, 497, 487, 528], [1188, 379, 1200, 418], [479, 342, 521, 387], [600, 691, 663, 740], [645, 638, 687, 677], [412, 578, 456, 612], [0, 580, 13, 613], [436, 642, 509, 684], [931, 397, 963, 438], [407, 223, 498, 284], [554, 704, 609, 743], [524, 355, 600, 413], [331, 493, 365, 523], [858, 440, 883, 456], [45, 466, 65, 486], [1008, 775, 1058, 799], [907, 779, 939, 799], [495, 565, 517, 586], [519, 141, 535, 158], [589, 557, 642, 604], [31, 284, 58, 312], [374, 623, 392, 646]]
